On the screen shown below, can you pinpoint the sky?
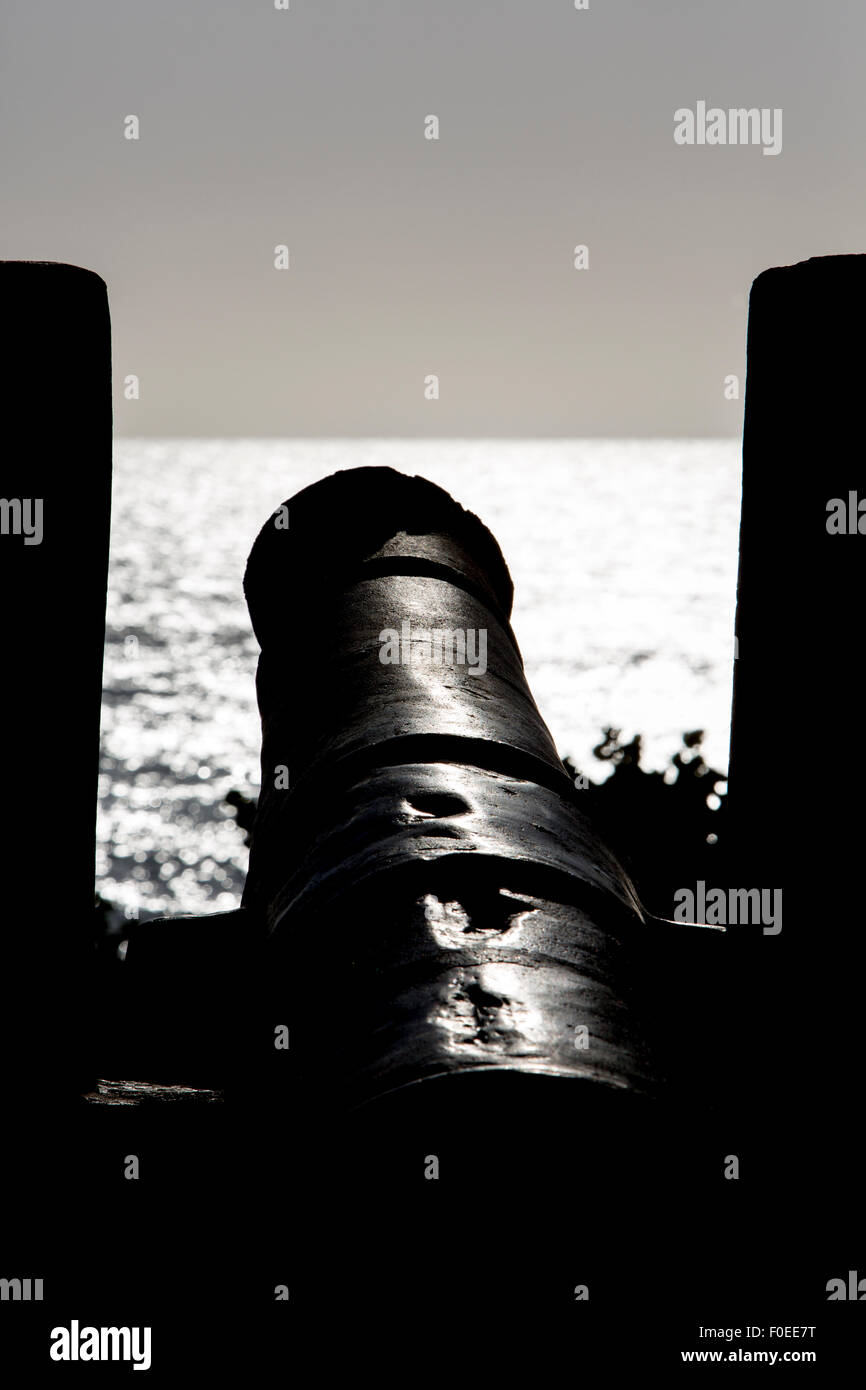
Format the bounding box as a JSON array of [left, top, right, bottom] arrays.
[[2, 0, 863, 436]]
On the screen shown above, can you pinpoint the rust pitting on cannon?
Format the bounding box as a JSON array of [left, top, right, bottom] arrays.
[[422, 890, 535, 948], [405, 793, 470, 819], [433, 971, 539, 1056]]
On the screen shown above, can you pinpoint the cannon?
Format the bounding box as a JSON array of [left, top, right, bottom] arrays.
[[121, 465, 724, 1128]]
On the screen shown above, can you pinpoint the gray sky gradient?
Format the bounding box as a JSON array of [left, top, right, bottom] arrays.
[[2, 0, 863, 435]]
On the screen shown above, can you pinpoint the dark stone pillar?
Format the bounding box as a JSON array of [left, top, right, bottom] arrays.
[[0, 262, 112, 1101], [728, 255, 865, 1124]]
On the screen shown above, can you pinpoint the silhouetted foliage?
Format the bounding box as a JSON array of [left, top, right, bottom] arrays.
[[225, 788, 257, 846], [564, 729, 729, 919]]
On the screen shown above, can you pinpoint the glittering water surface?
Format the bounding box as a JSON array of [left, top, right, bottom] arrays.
[[97, 439, 740, 917]]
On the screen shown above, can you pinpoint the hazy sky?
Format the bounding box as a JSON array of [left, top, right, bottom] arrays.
[[2, 1, 863, 435]]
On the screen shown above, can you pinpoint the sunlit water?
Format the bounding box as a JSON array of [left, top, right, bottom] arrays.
[[97, 439, 741, 917]]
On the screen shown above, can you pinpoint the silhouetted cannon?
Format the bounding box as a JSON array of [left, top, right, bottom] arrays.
[[121, 465, 725, 1122], [240, 467, 659, 1112]]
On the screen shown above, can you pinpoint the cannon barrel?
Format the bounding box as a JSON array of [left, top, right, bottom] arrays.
[[239, 466, 660, 1113]]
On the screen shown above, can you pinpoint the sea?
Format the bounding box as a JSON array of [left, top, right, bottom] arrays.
[[97, 438, 741, 918]]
